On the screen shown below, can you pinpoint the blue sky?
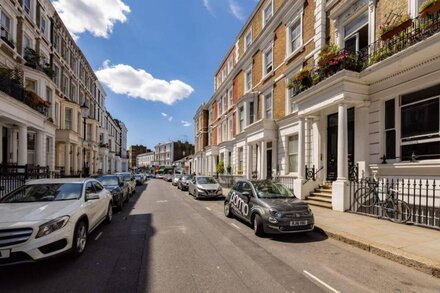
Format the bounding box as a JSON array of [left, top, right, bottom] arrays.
[[53, 0, 258, 149]]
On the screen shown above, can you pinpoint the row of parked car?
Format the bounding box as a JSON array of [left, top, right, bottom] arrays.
[[157, 173, 315, 237], [0, 171, 148, 266]]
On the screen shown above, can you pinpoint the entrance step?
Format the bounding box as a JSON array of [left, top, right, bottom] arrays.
[[306, 183, 333, 209]]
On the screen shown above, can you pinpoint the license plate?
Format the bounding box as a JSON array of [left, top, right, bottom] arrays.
[[0, 250, 11, 259], [290, 220, 307, 226]]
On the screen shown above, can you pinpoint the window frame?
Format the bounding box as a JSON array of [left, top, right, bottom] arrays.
[[263, 91, 273, 119], [244, 29, 252, 51], [65, 107, 73, 130], [262, 0, 274, 28], [23, 0, 32, 17], [342, 10, 369, 52], [1, 10, 13, 42], [286, 11, 303, 58], [262, 43, 274, 78], [245, 65, 253, 93], [287, 134, 299, 174]]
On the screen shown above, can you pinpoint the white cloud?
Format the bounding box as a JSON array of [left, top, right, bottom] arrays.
[[181, 120, 192, 127], [95, 60, 194, 105], [202, 0, 214, 15], [229, 0, 244, 21], [161, 112, 168, 117], [52, 0, 130, 39], [168, 116, 173, 122]]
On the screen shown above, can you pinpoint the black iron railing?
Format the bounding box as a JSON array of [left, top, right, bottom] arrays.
[[0, 164, 51, 198], [304, 165, 324, 184], [348, 163, 359, 182], [349, 177, 440, 229], [361, 10, 440, 68]]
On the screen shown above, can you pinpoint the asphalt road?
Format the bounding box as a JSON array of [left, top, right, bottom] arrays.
[[1, 179, 440, 293]]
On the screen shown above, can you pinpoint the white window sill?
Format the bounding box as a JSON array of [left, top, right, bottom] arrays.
[[261, 71, 274, 83], [284, 45, 304, 64]]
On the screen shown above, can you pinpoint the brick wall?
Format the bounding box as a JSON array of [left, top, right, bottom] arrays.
[[376, 0, 408, 39]]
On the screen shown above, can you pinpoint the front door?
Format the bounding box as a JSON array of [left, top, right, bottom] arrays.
[[326, 109, 355, 181], [2, 127, 7, 164], [266, 149, 272, 179], [327, 113, 338, 181]]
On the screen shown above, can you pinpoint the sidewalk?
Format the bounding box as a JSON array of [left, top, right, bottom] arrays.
[[222, 188, 440, 278], [313, 206, 440, 278]]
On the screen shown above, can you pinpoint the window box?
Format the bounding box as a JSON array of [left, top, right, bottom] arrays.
[[380, 15, 412, 41], [419, 0, 440, 17]]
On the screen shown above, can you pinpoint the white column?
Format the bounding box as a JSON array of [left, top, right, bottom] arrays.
[[35, 131, 45, 166], [298, 117, 305, 179], [17, 125, 27, 166], [72, 145, 78, 173], [312, 118, 322, 180], [64, 143, 71, 176], [333, 102, 349, 211], [337, 103, 348, 181], [355, 105, 369, 178], [262, 141, 268, 179], [246, 144, 252, 179]]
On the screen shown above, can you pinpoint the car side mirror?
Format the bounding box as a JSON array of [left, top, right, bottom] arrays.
[[86, 193, 100, 201], [242, 191, 251, 198]]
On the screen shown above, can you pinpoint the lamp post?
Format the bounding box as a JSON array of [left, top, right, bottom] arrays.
[[80, 102, 89, 177]]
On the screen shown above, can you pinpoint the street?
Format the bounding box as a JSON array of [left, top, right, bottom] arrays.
[[1, 179, 440, 293]]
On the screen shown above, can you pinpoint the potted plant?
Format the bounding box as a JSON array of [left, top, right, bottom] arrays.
[[24, 48, 40, 68], [216, 160, 225, 174], [318, 44, 340, 68], [287, 68, 312, 95], [419, 0, 440, 17], [380, 13, 412, 41]]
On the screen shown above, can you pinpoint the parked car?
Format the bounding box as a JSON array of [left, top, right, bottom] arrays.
[[178, 175, 193, 191], [224, 180, 314, 236], [156, 174, 164, 179], [0, 178, 113, 265], [116, 172, 136, 196], [172, 174, 182, 186], [134, 173, 145, 185], [164, 174, 172, 182], [97, 175, 129, 210], [188, 176, 223, 199]]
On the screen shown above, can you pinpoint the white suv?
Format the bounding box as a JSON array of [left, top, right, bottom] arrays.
[[0, 178, 113, 265]]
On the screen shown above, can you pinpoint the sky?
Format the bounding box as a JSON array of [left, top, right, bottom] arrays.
[[52, 0, 258, 149]]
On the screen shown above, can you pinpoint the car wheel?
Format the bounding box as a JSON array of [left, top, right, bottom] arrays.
[[105, 204, 113, 224], [194, 190, 199, 200], [71, 221, 87, 258], [224, 203, 233, 218], [253, 214, 265, 237]]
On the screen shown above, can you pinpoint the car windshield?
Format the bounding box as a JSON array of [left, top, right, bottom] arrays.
[[97, 176, 119, 186], [275, 184, 297, 198], [197, 177, 217, 184], [174, 175, 182, 179], [119, 173, 131, 181], [254, 181, 295, 199], [0, 183, 83, 203], [182, 175, 192, 180]]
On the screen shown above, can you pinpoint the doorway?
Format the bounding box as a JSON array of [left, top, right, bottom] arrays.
[[326, 108, 355, 181], [2, 127, 7, 164]]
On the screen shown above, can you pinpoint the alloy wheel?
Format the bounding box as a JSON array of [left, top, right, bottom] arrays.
[[77, 225, 87, 253]]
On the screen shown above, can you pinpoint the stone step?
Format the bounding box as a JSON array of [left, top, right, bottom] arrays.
[[310, 192, 332, 198], [314, 188, 332, 194], [305, 199, 332, 209], [307, 195, 332, 203]]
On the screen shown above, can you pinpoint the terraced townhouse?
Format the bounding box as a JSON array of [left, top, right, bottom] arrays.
[[0, 0, 128, 178], [193, 0, 440, 213]]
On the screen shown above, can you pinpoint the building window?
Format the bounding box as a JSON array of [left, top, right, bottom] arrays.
[[238, 147, 244, 174], [25, 78, 37, 93], [288, 135, 298, 173], [400, 85, 440, 160], [228, 87, 233, 108], [23, 34, 32, 55], [227, 58, 233, 74], [65, 108, 73, 130], [217, 126, 222, 143], [239, 106, 244, 132], [263, 44, 273, 76], [244, 29, 252, 51], [24, 0, 32, 16], [218, 99, 222, 116], [385, 99, 396, 159], [40, 16, 47, 37], [63, 75, 69, 96], [53, 33, 59, 51], [222, 94, 227, 113], [1, 11, 12, 43], [263, 0, 273, 27], [245, 66, 252, 92], [343, 11, 368, 52], [228, 117, 233, 140], [264, 92, 272, 119], [223, 122, 227, 141], [287, 16, 302, 55]]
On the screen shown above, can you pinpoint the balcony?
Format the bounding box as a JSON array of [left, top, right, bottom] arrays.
[[23, 48, 55, 79], [289, 10, 440, 98], [0, 67, 50, 116]]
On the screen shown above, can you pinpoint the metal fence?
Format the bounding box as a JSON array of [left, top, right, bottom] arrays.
[[274, 176, 295, 191], [0, 164, 53, 198], [349, 177, 440, 229]]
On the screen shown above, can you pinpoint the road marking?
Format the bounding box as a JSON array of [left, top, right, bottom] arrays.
[[95, 232, 103, 241], [230, 223, 241, 230], [156, 200, 168, 203], [303, 270, 340, 293], [205, 207, 212, 211]]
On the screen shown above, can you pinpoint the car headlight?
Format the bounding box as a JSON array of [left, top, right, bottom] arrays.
[[269, 209, 281, 218], [197, 187, 205, 192], [36, 216, 70, 238], [268, 216, 278, 224]]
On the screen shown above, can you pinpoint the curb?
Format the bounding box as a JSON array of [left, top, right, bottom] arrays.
[[316, 224, 440, 279]]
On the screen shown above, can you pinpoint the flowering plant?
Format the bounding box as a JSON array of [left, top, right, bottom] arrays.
[[379, 13, 411, 36]]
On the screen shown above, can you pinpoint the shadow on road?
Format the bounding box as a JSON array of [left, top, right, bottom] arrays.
[[0, 182, 156, 293]]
